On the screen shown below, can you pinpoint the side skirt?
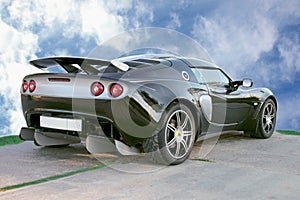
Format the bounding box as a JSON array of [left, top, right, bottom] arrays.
[[196, 130, 244, 142]]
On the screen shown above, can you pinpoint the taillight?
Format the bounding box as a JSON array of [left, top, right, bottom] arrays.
[[29, 80, 36, 93], [91, 82, 104, 96], [110, 83, 123, 97], [22, 81, 28, 92]]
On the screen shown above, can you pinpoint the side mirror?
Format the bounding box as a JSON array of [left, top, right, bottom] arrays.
[[242, 79, 253, 87]]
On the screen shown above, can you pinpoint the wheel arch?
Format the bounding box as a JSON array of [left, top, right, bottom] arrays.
[[267, 95, 277, 108], [165, 98, 201, 141]]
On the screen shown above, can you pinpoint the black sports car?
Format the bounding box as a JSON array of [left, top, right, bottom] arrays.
[[20, 55, 277, 165]]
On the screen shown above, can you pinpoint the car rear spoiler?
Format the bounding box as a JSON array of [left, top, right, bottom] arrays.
[[29, 57, 129, 74]]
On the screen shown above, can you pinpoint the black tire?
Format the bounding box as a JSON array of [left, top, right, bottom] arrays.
[[251, 99, 277, 139], [143, 104, 196, 165]]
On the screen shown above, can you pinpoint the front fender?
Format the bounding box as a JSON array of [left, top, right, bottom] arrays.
[[249, 87, 277, 120], [250, 87, 276, 103]]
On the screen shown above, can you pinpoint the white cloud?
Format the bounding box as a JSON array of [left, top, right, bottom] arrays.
[[191, 0, 300, 83], [2, 0, 127, 43], [106, 0, 133, 12], [0, 0, 130, 135], [0, 20, 40, 135], [277, 35, 300, 82], [0, 20, 38, 63], [0, 20, 39, 95], [130, 1, 154, 28], [80, 0, 125, 44], [87, 27, 211, 61], [167, 13, 181, 29], [192, 4, 278, 78]]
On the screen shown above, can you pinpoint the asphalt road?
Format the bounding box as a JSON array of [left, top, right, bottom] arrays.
[[0, 132, 299, 200]]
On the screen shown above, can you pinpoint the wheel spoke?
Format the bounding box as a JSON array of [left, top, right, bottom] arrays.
[[175, 142, 181, 157], [262, 104, 275, 133], [176, 112, 181, 127], [268, 123, 273, 132], [181, 115, 189, 129], [264, 125, 268, 132], [167, 137, 176, 147], [165, 108, 195, 159], [265, 124, 270, 132], [269, 105, 273, 114], [266, 125, 270, 132], [183, 131, 192, 137], [263, 122, 268, 130], [266, 105, 270, 114], [167, 123, 176, 133], [181, 139, 188, 153], [268, 122, 273, 130], [263, 108, 268, 116], [263, 113, 268, 118]]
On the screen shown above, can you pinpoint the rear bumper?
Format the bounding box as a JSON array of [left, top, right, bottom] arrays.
[[21, 95, 114, 126], [21, 94, 160, 144]]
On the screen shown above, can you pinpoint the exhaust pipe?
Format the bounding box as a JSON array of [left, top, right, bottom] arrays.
[[19, 127, 35, 141]]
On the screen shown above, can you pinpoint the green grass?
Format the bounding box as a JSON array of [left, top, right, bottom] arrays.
[[0, 135, 110, 192], [0, 135, 23, 146], [0, 163, 108, 192], [277, 130, 300, 136], [190, 158, 215, 163]]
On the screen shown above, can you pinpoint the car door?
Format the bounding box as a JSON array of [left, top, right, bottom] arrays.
[[195, 67, 252, 125]]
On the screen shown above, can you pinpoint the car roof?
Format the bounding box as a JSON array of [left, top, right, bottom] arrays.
[[117, 54, 219, 68], [176, 57, 219, 68]]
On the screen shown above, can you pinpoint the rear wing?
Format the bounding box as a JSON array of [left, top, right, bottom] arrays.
[[29, 57, 129, 74]]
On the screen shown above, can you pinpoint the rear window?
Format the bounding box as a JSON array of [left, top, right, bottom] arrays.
[[94, 65, 124, 73]]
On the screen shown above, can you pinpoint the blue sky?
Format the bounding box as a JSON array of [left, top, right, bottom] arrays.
[[0, 0, 299, 136]]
